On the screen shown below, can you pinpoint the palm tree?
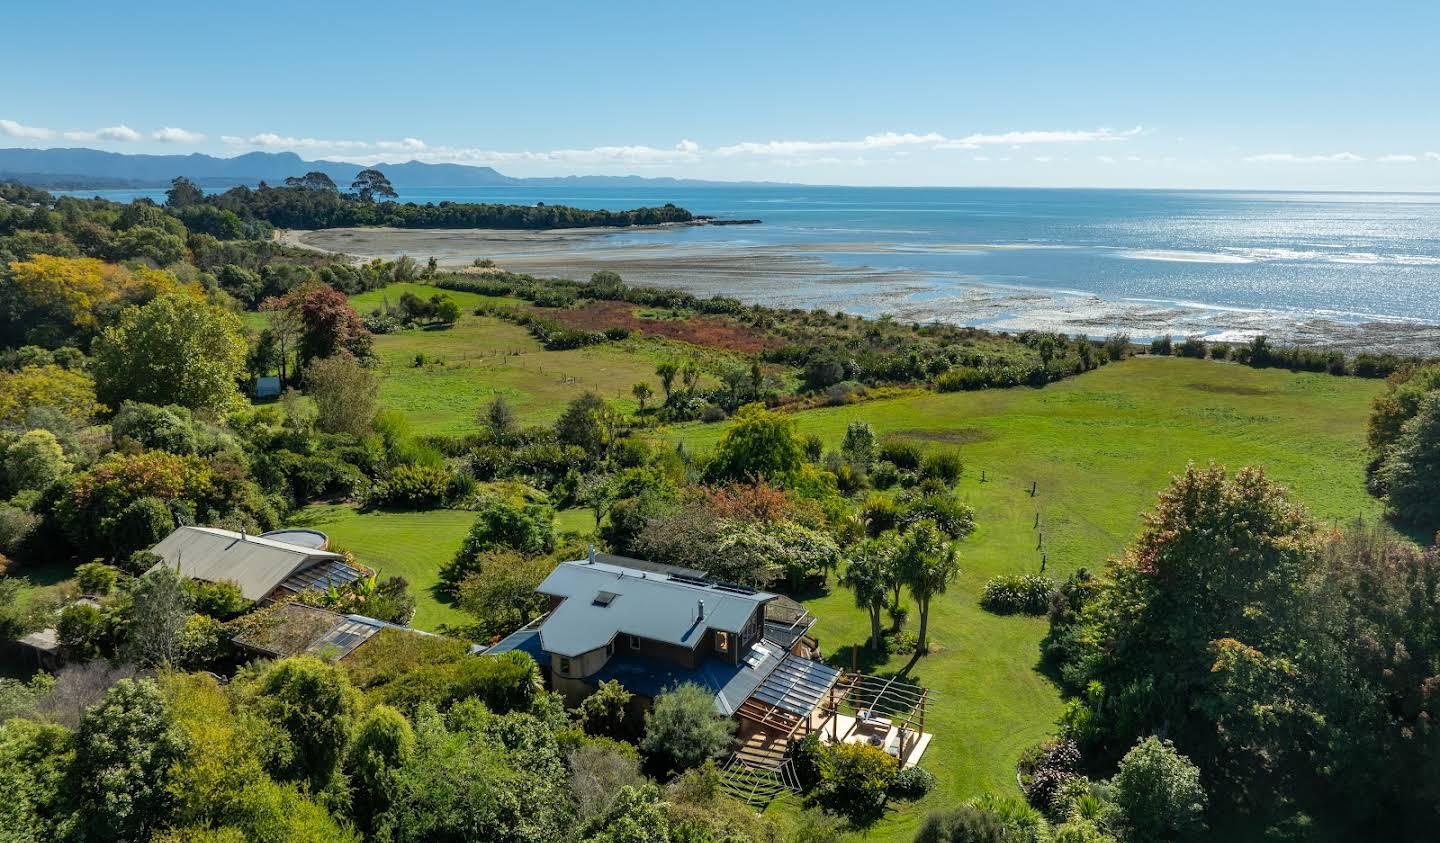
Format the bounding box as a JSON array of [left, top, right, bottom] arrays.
[[894, 520, 960, 655], [632, 381, 653, 412], [841, 538, 896, 651], [655, 362, 678, 399], [681, 361, 700, 394]]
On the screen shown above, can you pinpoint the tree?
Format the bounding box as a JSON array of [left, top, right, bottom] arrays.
[[345, 704, 414, 836], [252, 656, 361, 792], [680, 361, 700, 394], [450, 497, 556, 571], [57, 601, 106, 661], [842, 538, 895, 651], [1058, 463, 1319, 767], [812, 742, 898, 825], [705, 403, 805, 484], [580, 784, 672, 843], [1378, 392, 1440, 529], [894, 520, 960, 654], [641, 683, 735, 772], [351, 169, 397, 203], [569, 741, 646, 823], [841, 420, 878, 473], [294, 284, 371, 366], [108, 495, 176, 558], [1110, 737, 1206, 842], [0, 364, 100, 425], [481, 395, 518, 442], [655, 362, 678, 399], [126, 563, 194, 666], [284, 171, 339, 192], [454, 552, 552, 635], [3, 428, 71, 494], [92, 293, 248, 411], [73, 678, 189, 842], [556, 392, 617, 456], [165, 177, 204, 208], [577, 679, 633, 739], [304, 353, 380, 435], [632, 381, 654, 413]]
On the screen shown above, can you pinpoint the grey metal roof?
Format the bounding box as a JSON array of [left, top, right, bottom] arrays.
[[535, 558, 776, 658], [149, 526, 344, 601]]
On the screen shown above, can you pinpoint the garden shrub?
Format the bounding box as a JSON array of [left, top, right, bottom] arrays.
[[920, 449, 964, 485], [811, 742, 898, 824], [891, 764, 937, 800], [981, 574, 1056, 615], [74, 561, 118, 595], [880, 440, 923, 471], [366, 464, 453, 509], [1018, 737, 1081, 815]]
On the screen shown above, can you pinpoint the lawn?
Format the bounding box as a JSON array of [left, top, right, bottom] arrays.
[[291, 503, 599, 632], [658, 356, 1383, 840]]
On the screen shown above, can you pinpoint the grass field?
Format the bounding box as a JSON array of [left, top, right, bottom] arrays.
[[292, 503, 598, 631], [348, 283, 702, 434], [658, 356, 1383, 840]]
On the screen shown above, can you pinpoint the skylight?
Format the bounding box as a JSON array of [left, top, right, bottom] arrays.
[[593, 591, 618, 607]]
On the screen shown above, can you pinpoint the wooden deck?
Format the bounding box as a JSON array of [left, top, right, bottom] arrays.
[[807, 710, 934, 769]]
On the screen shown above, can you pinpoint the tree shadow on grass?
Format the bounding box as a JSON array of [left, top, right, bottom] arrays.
[[824, 641, 893, 673]]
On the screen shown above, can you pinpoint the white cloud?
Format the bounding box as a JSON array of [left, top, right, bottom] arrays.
[[151, 126, 205, 143], [714, 131, 945, 157], [0, 119, 54, 139], [938, 125, 1143, 149], [1098, 155, 1117, 164], [972, 155, 990, 161], [1034, 156, 1054, 163], [64, 124, 142, 142], [1377, 154, 1417, 163], [223, 132, 371, 150], [1243, 152, 1365, 163], [1426, 152, 1440, 162]]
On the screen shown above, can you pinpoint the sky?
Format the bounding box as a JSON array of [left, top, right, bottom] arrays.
[[3, 0, 1440, 190]]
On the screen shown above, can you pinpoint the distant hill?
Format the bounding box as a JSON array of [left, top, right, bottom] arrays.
[[0, 147, 778, 190]]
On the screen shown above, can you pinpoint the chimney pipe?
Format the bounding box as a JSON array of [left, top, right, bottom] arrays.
[[588, 544, 596, 564], [697, 599, 705, 621]]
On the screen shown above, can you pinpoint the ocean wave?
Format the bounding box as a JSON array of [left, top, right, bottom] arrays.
[[1117, 249, 1256, 264]]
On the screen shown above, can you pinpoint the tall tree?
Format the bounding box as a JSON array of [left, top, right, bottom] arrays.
[[164, 177, 204, 209], [73, 678, 188, 842], [304, 353, 380, 435], [351, 169, 397, 203], [92, 292, 248, 411], [894, 520, 960, 654], [705, 403, 805, 484], [125, 564, 194, 667], [293, 284, 371, 366], [841, 537, 895, 650], [284, 171, 339, 192], [655, 361, 678, 399]]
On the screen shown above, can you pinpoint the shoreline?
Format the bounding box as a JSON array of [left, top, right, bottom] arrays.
[[281, 226, 1440, 355]]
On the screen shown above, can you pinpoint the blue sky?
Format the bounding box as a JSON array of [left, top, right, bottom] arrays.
[[3, 0, 1439, 189]]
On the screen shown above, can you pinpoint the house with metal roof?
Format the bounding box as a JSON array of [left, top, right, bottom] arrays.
[[486, 551, 935, 804], [486, 551, 829, 715], [148, 525, 366, 603]]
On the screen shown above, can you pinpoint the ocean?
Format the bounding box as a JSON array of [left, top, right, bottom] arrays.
[[63, 185, 1440, 348]]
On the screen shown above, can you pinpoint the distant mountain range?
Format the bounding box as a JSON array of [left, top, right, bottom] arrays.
[[0, 147, 777, 190]]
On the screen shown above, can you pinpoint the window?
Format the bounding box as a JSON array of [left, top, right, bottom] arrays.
[[715, 631, 730, 654], [559, 657, 571, 675], [628, 634, 641, 650]]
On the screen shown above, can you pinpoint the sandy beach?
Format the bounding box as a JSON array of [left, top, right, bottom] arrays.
[[281, 227, 1440, 355]]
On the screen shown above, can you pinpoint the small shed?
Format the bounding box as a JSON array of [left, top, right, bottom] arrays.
[[255, 376, 281, 399]]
